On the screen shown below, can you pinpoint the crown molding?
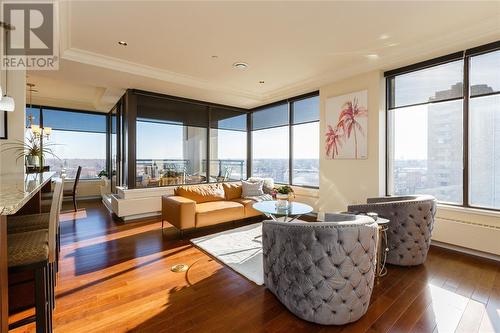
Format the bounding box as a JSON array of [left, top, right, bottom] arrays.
[[31, 95, 104, 112], [61, 48, 264, 101]]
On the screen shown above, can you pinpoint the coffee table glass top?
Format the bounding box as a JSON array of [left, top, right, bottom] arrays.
[[252, 200, 313, 217]]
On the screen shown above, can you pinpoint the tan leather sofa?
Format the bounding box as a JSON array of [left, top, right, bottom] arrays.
[[161, 182, 263, 232]]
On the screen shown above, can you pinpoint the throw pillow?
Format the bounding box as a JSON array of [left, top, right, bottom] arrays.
[[247, 177, 275, 194], [241, 180, 264, 198]]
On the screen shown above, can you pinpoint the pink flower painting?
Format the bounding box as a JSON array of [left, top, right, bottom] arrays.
[[325, 90, 368, 159]]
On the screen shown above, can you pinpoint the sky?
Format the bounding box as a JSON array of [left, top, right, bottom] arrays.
[[136, 121, 319, 161], [46, 130, 106, 159]]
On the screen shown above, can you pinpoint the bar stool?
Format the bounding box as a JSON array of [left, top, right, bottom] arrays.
[[7, 179, 63, 333], [8, 176, 66, 271]]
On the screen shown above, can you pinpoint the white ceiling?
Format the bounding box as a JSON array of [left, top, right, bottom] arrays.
[[28, 1, 500, 112]]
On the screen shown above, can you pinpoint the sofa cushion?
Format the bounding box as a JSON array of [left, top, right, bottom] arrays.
[[222, 182, 242, 200], [175, 184, 225, 204], [231, 198, 263, 218], [195, 201, 245, 227]]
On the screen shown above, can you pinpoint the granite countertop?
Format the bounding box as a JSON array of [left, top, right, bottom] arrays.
[[0, 172, 55, 215]]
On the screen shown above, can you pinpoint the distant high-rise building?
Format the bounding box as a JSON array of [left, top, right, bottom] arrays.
[[427, 82, 497, 205]]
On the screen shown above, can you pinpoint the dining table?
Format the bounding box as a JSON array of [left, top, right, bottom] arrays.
[[0, 171, 55, 332]]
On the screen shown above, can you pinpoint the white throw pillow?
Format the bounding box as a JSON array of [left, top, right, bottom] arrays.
[[241, 180, 264, 197], [247, 177, 274, 194]]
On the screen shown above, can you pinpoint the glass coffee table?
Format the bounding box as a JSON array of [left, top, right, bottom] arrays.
[[253, 201, 313, 222]]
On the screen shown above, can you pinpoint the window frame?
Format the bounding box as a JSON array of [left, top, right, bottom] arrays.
[[250, 91, 320, 189], [385, 40, 500, 211]]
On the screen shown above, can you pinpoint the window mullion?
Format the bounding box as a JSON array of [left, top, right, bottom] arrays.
[[463, 55, 470, 208], [289, 101, 293, 185]]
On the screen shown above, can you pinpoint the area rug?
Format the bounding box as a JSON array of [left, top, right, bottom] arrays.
[[191, 223, 264, 285]]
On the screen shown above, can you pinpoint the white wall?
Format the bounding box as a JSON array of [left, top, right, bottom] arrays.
[[0, 68, 26, 174], [318, 71, 385, 213]]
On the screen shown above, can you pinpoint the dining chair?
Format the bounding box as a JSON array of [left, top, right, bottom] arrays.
[[65, 166, 82, 212], [41, 166, 82, 212], [7, 178, 63, 333]]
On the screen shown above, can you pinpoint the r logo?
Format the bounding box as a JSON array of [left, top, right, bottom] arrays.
[[1, 1, 58, 69], [4, 3, 53, 56]]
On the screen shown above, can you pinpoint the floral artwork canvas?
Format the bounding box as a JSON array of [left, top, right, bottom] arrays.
[[325, 90, 368, 159]]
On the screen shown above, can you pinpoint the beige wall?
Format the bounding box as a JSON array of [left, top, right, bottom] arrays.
[[318, 71, 385, 213], [0, 68, 26, 174], [64, 179, 102, 198]]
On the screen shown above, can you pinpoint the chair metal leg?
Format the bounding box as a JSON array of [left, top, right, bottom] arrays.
[[72, 195, 77, 212], [35, 265, 49, 333]]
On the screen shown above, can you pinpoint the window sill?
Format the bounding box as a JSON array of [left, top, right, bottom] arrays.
[[63, 178, 101, 182], [274, 182, 319, 190], [437, 204, 500, 218]]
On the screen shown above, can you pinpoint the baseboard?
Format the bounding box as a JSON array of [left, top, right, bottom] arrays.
[[431, 240, 500, 262], [102, 198, 113, 213], [64, 196, 102, 201], [120, 212, 161, 222]]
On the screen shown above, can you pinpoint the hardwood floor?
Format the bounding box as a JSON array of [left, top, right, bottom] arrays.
[[10, 200, 500, 333]]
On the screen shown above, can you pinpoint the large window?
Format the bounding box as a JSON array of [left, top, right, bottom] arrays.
[[26, 107, 107, 179], [117, 90, 318, 189], [387, 43, 500, 210], [133, 93, 248, 188], [251, 93, 319, 187], [291, 96, 319, 187]]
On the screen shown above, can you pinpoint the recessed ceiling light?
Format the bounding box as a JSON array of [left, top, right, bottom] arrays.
[[259, 80, 265, 84], [118, 41, 128, 46], [211, 55, 218, 59], [365, 54, 379, 59], [233, 62, 248, 69], [379, 34, 390, 40]]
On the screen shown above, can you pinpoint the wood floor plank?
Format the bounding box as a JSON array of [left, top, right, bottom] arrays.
[[478, 268, 500, 333]]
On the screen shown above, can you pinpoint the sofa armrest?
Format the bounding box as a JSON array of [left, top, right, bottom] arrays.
[[162, 195, 196, 230]]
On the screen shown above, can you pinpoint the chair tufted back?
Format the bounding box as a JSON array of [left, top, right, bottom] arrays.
[[348, 195, 437, 266], [262, 220, 378, 325]]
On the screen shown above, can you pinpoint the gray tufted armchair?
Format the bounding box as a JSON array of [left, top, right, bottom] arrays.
[[262, 218, 378, 325], [348, 195, 437, 266]]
